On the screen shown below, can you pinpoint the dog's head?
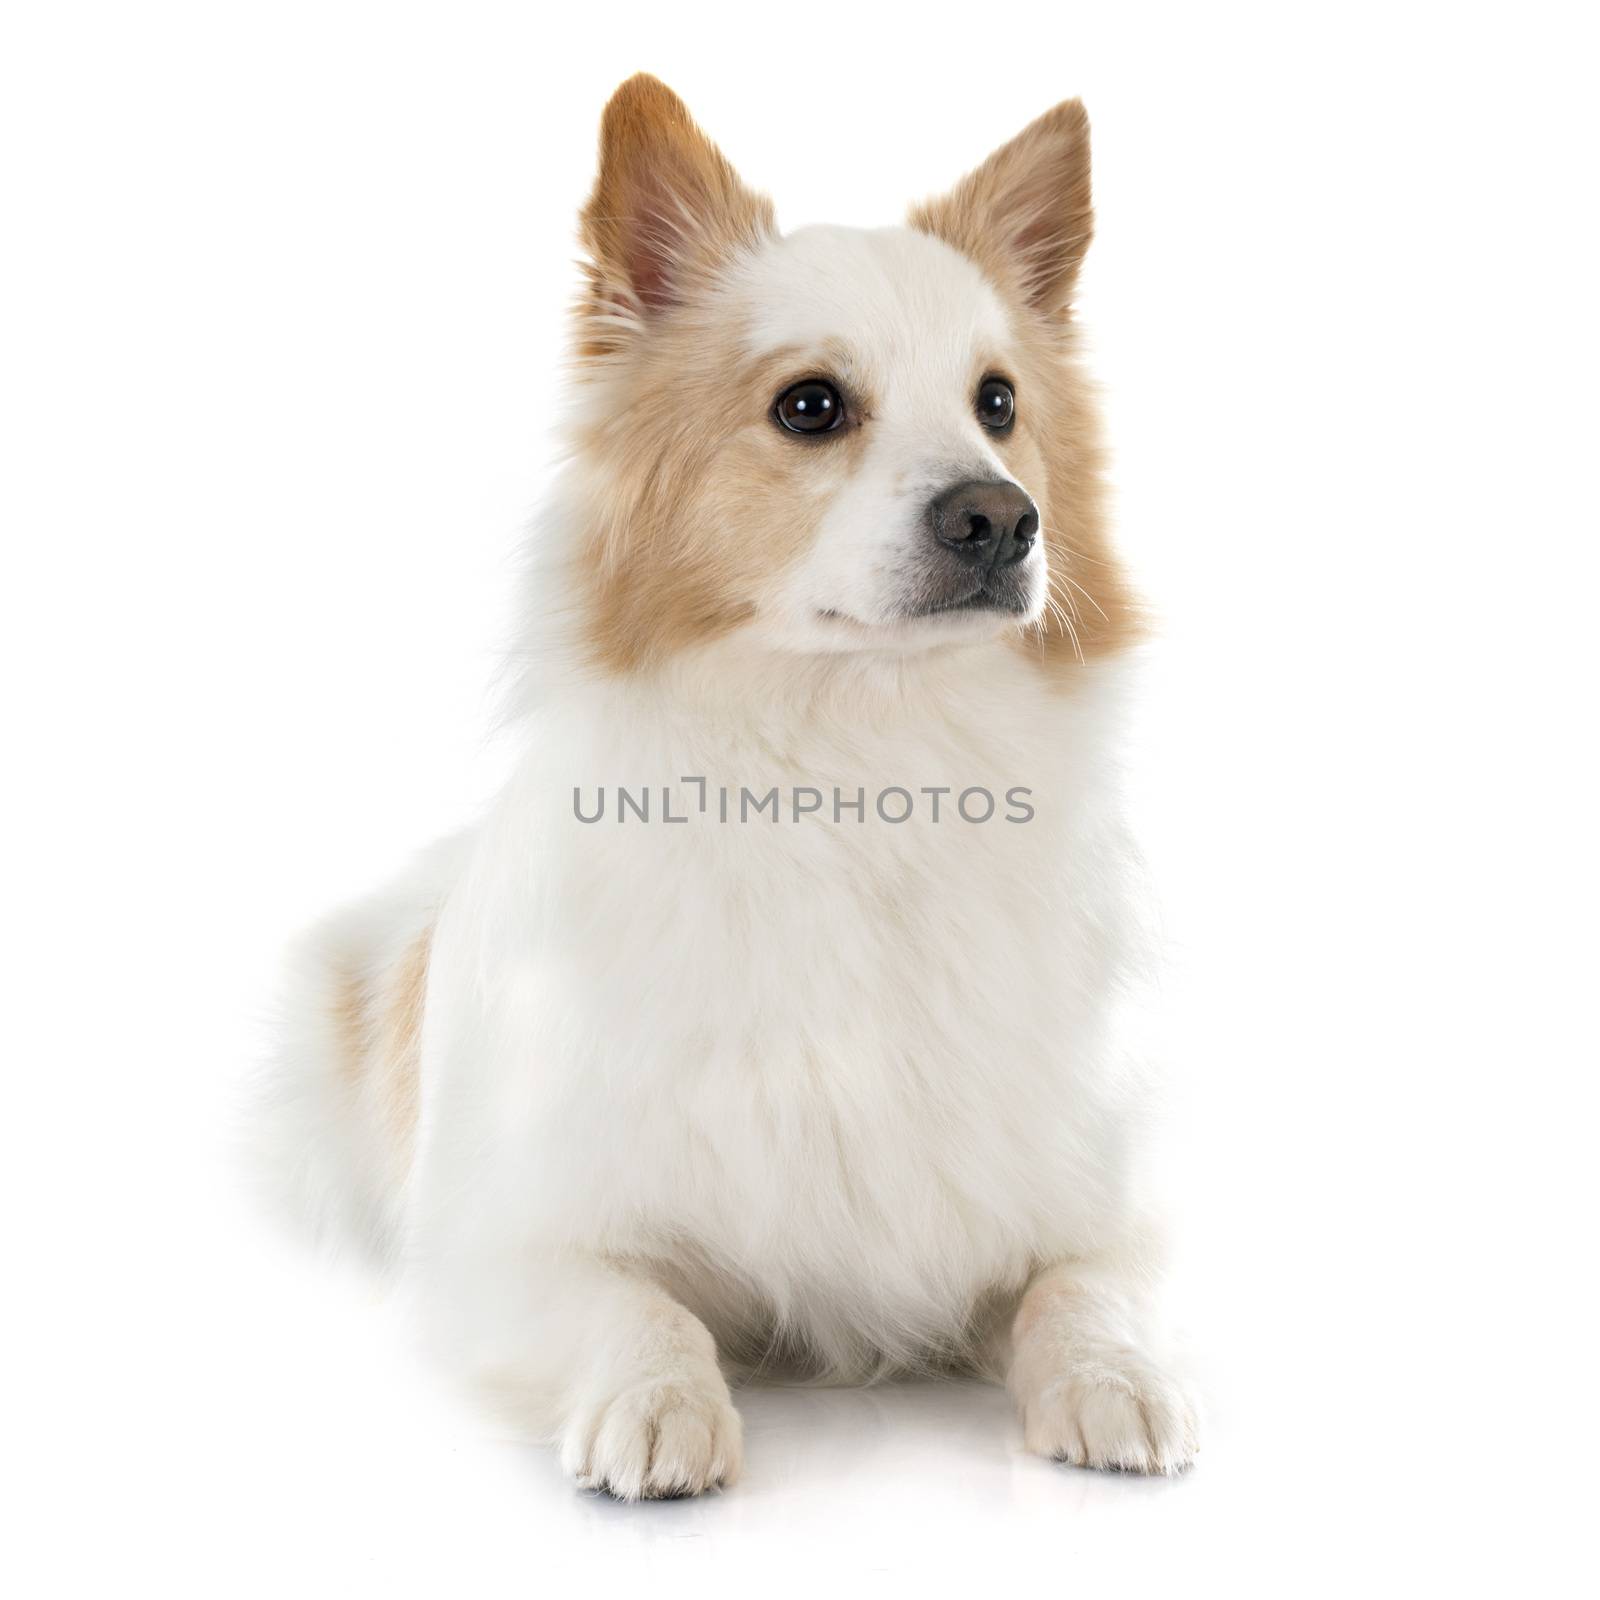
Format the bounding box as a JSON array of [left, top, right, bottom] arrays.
[[562, 74, 1137, 673]]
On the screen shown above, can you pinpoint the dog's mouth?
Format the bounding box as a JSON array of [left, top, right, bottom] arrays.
[[817, 585, 1031, 627], [902, 585, 1031, 620], [815, 568, 1037, 630]]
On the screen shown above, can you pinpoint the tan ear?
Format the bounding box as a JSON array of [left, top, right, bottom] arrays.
[[580, 75, 774, 329], [909, 100, 1093, 318]]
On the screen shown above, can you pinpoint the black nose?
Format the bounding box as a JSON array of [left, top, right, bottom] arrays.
[[926, 479, 1039, 570]]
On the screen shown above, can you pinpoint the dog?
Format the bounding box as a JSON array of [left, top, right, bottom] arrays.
[[256, 73, 1198, 1499]]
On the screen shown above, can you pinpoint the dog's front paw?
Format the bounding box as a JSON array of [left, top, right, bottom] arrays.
[[560, 1375, 743, 1500], [1020, 1357, 1198, 1475]]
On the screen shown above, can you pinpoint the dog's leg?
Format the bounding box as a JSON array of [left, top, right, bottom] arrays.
[[423, 1252, 743, 1500], [1004, 1259, 1198, 1474], [551, 1264, 743, 1499]]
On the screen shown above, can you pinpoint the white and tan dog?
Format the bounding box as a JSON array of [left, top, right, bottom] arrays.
[[258, 74, 1197, 1498]]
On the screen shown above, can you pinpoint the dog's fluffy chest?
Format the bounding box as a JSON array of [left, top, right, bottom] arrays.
[[425, 650, 1140, 1365]]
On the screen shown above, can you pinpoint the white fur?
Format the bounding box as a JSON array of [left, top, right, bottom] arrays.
[[256, 222, 1196, 1497]]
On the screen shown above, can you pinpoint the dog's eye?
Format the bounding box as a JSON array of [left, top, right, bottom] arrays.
[[976, 378, 1015, 431], [775, 380, 844, 435]]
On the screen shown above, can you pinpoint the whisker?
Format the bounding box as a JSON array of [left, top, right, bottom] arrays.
[[1045, 569, 1082, 625], [1040, 591, 1083, 663], [1053, 569, 1108, 622], [1038, 526, 1113, 568]]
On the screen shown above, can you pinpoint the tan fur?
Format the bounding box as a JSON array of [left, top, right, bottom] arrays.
[[999, 332, 1142, 670], [910, 101, 1142, 671], [909, 99, 1094, 318], [336, 927, 430, 1166], [571, 75, 851, 671], [376, 928, 429, 1150], [578, 74, 775, 355], [572, 336, 861, 673]]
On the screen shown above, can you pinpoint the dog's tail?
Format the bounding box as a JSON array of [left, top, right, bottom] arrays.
[[247, 836, 465, 1264]]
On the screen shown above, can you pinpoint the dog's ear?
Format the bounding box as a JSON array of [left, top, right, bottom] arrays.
[[910, 100, 1093, 319], [580, 75, 774, 334]]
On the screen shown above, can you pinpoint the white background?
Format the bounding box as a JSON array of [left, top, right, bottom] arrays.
[[4, 2, 1597, 1593]]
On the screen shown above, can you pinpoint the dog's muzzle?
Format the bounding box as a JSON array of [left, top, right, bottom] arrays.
[[906, 478, 1039, 617]]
